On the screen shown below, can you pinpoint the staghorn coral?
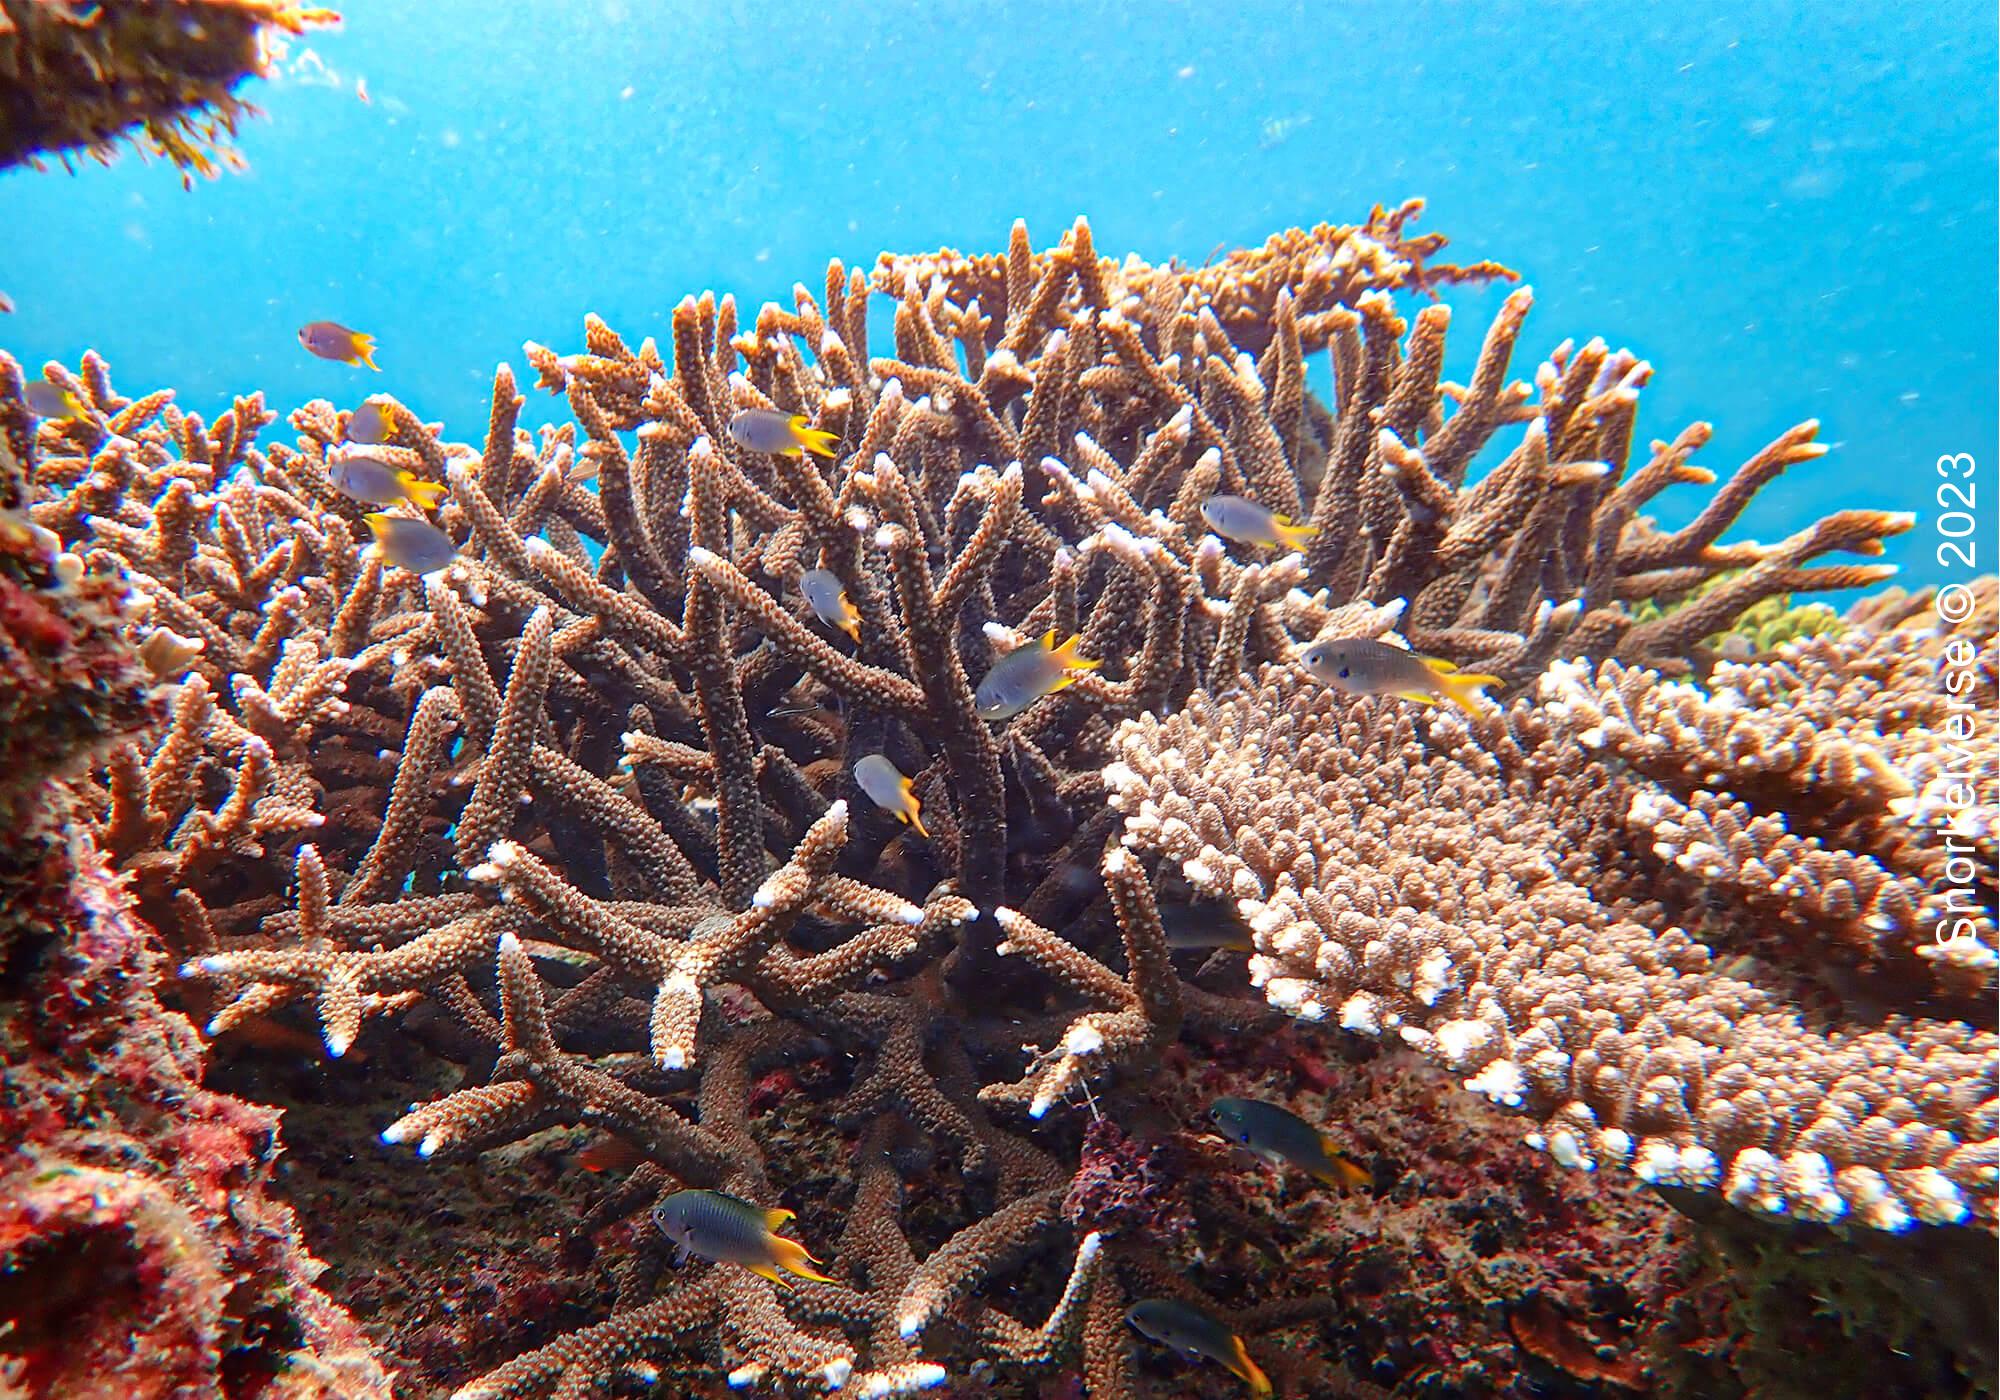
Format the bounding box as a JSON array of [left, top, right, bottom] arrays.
[[0, 381, 388, 1399], [1106, 600, 1997, 1239], [9, 206, 1966, 1395], [0, 0, 337, 182], [1631, 566, 1847, 662]]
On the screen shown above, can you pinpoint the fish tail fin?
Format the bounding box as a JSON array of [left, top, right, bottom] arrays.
[[1228, 1337, 1273, 1397], [768, 1236, 837, 1285], [352, 334, 380, 371], [362, 512, 392, 540], [838, 603, 861, 642], [398, 473, 447, 509], [1272, 513, 1319, 550], [904, 789, 929, 839], [1049, 632, 1101, 673], [1313, 1136, 1371, 1190], [745, 1261, 795, 1290], [1430, 664, 1501, 716], [790, 417, 839, 458]]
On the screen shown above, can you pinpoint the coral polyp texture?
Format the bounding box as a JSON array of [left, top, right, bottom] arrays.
[[1106, 593, 1996, 1234], [0, 0, 337, 181], [5, 206, 1989, 1396]]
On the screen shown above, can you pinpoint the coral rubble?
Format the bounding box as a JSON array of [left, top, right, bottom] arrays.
[[0, 0, 336, 181], [5, 206, 1989, 1397]]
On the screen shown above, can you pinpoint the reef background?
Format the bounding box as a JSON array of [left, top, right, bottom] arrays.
[[2, 4, 1997, 1400], [3, 0, 1996, 589]]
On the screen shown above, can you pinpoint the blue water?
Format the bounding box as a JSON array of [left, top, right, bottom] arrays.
[[3, 0, 1994, 589]]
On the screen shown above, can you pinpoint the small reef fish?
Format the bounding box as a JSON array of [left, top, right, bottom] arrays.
[[1161, 902, 1254, 952], [1208, 1096, 1370, 1190], [345, 400, 392, 444], [853, 753, 927, 838], [727, 407, 838, 459], [331, 453, 446, 510], [1298, 636, 1500, 717], [799, 567, 860, 640], [1199, 494, 1317, 551], [652, 1189, 835, 1290], [575, 1134, 644, 1174], [974, 630, 1100, 721], [299, 320, 380, 370], [23, 381, 87, 420], [363, 513, 457, 574], [1124, 1298, 1272, 1397]]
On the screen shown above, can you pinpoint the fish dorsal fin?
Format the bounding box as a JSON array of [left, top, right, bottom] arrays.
[[763, 1207, 796, 1229], [1037, 628, 1059, 652], [1422, 655, 1460, 674]]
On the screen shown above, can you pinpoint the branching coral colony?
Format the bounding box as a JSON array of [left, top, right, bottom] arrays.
[[0, 0, 339, 182], [8, 204, 1990, 1396]]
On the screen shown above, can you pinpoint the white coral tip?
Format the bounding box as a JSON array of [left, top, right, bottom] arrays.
[[1063, 1022, 1105, 1056]]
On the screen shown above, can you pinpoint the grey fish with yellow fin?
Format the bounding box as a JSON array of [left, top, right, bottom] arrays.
[[346, 399, 393, 445], [299, 320, 379, 369], [974, 630, 1100, 721], [331, 453, 446, 511], [1161, 901, 1255, 953], [1124, 1298, 1272, 1397], [1208, 1096, 1370, 1190], [1299, 636, 1500, 717], [727, 407, 838, 459], [363, 513, 457, 574], [1199, 493, 1317, 551], [652, 1189, 835, 1289], [854, 753, 927, 838], [799, 567, 860, 640], [24, 381, 88, 421]]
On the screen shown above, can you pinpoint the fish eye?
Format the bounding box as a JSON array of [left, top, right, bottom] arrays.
[[1239, 1131, 1251, 1144]]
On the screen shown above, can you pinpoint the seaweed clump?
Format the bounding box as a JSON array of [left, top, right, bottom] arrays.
[[0, 0, 336, 183]]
